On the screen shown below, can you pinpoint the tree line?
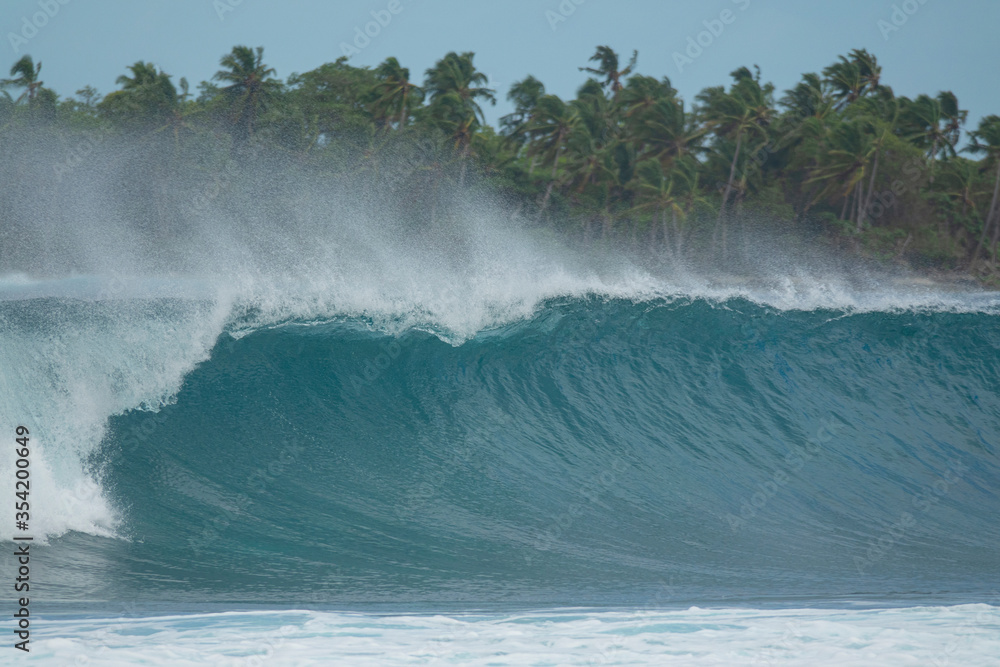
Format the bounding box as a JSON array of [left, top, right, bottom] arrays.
[[3, 45, 1000, 281]]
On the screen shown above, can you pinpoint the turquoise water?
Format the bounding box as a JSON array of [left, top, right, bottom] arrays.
[[2, 278, 999, 664]]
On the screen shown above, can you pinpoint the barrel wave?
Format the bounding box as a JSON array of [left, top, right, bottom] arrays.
[[4, 120, 1000, 665], [13, 291, 997, 610]]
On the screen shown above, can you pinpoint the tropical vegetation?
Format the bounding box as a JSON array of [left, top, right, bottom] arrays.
[[3, 46, 1000, 282]]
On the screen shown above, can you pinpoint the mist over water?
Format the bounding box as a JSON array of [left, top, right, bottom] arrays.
[[2, 129, 991, 315], [0, 131, 998, 613]]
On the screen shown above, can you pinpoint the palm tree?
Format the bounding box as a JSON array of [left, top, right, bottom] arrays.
[[424, 52, 495, 182], [779, 73, 839, 137], [773, 73, 837, 210], [75, 85, 100, 109], [117, 62, 178, 116], [807, 117, 880, 231], [153, 79, 204, 146], [628, 95, 700, 171], [844, 90, 901, 229], [933, 157, 981, 240], [424, 51, 496, 126], [96, 62, 199, 145], [562, 119, 614, 194], [500, 75, 545, 138], [696, 66, 775, 223], [1, 55, 43, 103], [853, 49, 882, 94], [631, 157, 699, 256], [900, 91, 966, 178], [619, 74, 675, 119], [524, 94, 579, 212], [939, 158, 980, 217], [966, 115, 1000, 265], [822, 49, 881, 110], [117, 61, 161, 90], [212, 45, 282, 144], [572, 77, 622, 151], [498, 75, 546, 176], [373, 57, 423, 129], [579, 46, 637, 98], [430, 93, 478, 150]]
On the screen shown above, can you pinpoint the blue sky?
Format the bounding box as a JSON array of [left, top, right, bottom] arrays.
[[3, 0, 997, 136]]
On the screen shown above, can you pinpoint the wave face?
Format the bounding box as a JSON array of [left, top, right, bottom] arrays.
[[5, 286, 998, 608]]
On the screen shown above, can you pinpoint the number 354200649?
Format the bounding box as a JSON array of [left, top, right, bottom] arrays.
[[15, 426, 29, 525]]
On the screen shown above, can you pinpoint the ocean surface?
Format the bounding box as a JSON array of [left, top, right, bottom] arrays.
[[1, 267, 999, 665]]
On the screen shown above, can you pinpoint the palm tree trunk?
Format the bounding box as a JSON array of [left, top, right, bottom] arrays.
[[719, 129, 743, 221], [459, 141, 470, 187], [854, 180, 864, 232], [539, 134, 563, 213], [897, 233, 912, 259], [992, 217, 1000, 269], [430, 165, 441, 225], [972, 161, 1000, 265], [736, 176, 747, 251], [672, 208, 683, 258], [713, 130, 743, 261], [862, 150, 880, 227], [928, 136, 939, 184], [540, 181, 555, 214], [840, 190, 851, 222], [660, 208, 668, 253]]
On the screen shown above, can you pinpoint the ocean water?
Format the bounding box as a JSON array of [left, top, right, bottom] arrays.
[[2, 257, 999, 663], [26, 605, 1000, 666]]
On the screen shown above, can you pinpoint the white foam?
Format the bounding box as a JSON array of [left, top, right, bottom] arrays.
[[1, 197, 997, 542], [29, 605, 1000, 666], [0, 281, 232, 541]]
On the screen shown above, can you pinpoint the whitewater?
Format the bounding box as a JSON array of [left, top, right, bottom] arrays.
[[1, 136, 999, 664]]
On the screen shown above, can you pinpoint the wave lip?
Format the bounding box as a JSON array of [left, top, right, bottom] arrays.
[[1, 263, 997, 552], [0, 289, 232, 541]]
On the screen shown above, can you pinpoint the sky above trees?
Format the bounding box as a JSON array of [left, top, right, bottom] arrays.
[[3, 0, 998, 132]]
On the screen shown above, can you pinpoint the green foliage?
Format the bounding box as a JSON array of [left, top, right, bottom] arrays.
[[3, 45, 999, 279]]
